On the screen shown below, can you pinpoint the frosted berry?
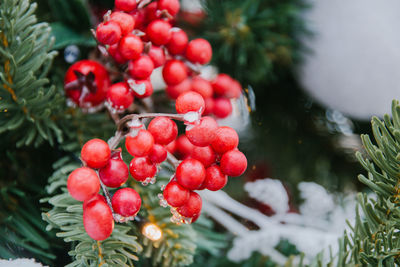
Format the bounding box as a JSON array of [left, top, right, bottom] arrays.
[[81, 139, 111, 169], [166, 79, 191, 99], [99, 152, 129, 188], [112, 187, 141, 217], [204, 165, 228, 191], [191, 77, 213, 99], [185, 38, 212, 65], [148, 46, 166, 68], [125, 129, 154, 157], [131, 79, 153, 98], [186, 116, 218, 146], [175, 91, 205, 114], [148, 117, 178, 145], [163, 180, 190, 207], [129, 157, 157, 181], [148, 144, 168, 163], [177, 191, 202, 218], [220, 150, 247, 177], [191, 146, 216, 168], [213, 97, 232, 118], [128, 55, 154, 80], [211, 126, 239, 154], [67, 167, 100, 202], [110, 11, 135, 36], [118, 34, 143, 60], [162, 60, 187, 85], [146, 20, 172, 46], [166, 29, 188, 55], [175, 134, 195, 157], [83, 198, 114, 240], [158, 0, 180, 17], [212, 73, 233, 96], [115, 0, 137, 12], [176, 159, 206, 190], [96, 21, 122, 45], [107, 82, 133, 110]]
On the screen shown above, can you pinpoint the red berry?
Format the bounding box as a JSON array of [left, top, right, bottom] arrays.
[[148, 144, 168, 163], [115, 0, 137, 12], [220, 150, 247, 177], [81, 139, 111, 169], [185, 38, 212, 65], [166, 29, 188, 55], [128, 55, 154, 79], [146, 20, 172, 45], [64, 60, 110, 107], [177, 191, 202, 218], [204, 165, 227, 191], [175, 91, 205, 114], [129, 157, 157, 181], [213, 97, 232, 118], [108, 44, 128, 64], [211, 126, 239, 154], [166, 79, 191, 99], [83, 194, 106, 210], [107, 82, 133, 110], [67, 167, 100, 202], [112, 188, 141, 217], [131, 79, 153, 98], [203, 98, 214, 115], [96, 21, 121, 45], [191, 77, 213, 99], [231, 79, 242, 98], [186, 116, 218, 146], [83, 198, 114, 240], [144, 2, 159, 23], [165, 139, 177, 154], [125, 129, 154, 157], [212, 74, 236, 97], [158, 0, 180, 17], [110, 11, 135, 36], [162, 60, 187, 85], [175, 134, 195, 157], [176, 159, 206, 190], [118, 34, 144, 60], [163, 180, 190, 207], [99, 153, 129, 188], [148, 117, 178, 145], [130, 9, 146, 30], [191, 146, 216, 168], [148, 46, 166, 68]]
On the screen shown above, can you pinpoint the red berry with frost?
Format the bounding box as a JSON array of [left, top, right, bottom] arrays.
[[112, 187, 141, 217], [129, 157, 157, 181], [96, 21, 121, 45], [177, 191, 202, 218], [166, 79, 191, 99], [220, 150, 247, 177], [204, 165, 228, 191], [163, 180, 190, 207], [83, 198, 114, 240], [146, 20, 172, 46], [108, 44, 128, 64], [107, 82, 133, 110], [167, 29, 188, 55], [148, 117, 178, 145], [115, 0, 137, 12], [83, 194, 106, 210], [175, 91, 205, 114], [211, 126, 239, 154], [128, 55, 154, 79], [163, 60, 187, 85], [186, 116, 218, 147], [191, 146, 216, 168], [185, 38, 212, 65], [175, 134, 195, 157], [125, 129, 154, 157], [191, 77, 213, 99], [158, 0, 180, 17], [213, 97, 232, 118], [110, 11, 135, 36], [118, 34, 143, 60], [131, 79, 153, 98], [148, 46, 166, 68], [212, 73, 233, 96], [176, 159, 206, 190], [148, 144, 167, 163], [99, 151, 129, 188], [81, 139, 111, 169], [67, 167, 100, 202]]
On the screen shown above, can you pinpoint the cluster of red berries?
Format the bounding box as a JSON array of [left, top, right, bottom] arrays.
[[67, 139, 141, 240]]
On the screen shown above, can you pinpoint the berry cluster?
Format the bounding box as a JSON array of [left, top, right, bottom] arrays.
[[67, 139, 141, 240]]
